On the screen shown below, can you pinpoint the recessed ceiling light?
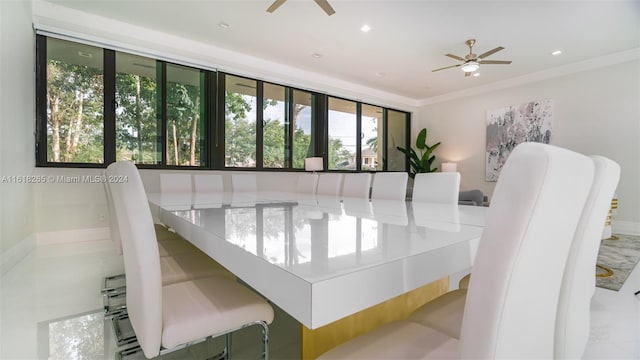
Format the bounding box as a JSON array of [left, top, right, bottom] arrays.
[[473, 73, 480, 77], [311, 53, 323, 59], [361, 25, 371, 32], [218, 22, 230, 29], [551, 50, 562, 56], [375, 72, 385, 77]]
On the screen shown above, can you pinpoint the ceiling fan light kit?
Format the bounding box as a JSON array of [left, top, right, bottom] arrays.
[[461, 61, 479, 73], [433, 39, 512, 76]]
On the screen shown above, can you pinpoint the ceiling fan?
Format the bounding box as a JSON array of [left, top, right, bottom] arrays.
[[432, 39, 512, 77], [266, 0, 335, 16]]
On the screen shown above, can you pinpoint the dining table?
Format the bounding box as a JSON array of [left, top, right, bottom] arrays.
[[147, 191, 487, 359]]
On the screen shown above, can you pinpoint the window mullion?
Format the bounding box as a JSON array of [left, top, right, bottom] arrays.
[[104, 49, 116, 166], [256, 81, 264, 169]]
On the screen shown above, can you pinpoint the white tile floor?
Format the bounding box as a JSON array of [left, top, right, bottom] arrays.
[[1, 239, 638, 359]]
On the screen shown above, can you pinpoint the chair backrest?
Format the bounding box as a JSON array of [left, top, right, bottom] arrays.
[[102, 171, 123, 255], [341, 173, 372, 198], [232, 174, 257, 192], [159, 173, 192, 194], [371, 172, 408, 200], [193, 174, 223, 193], [555, 155, 620, 359], [412, 172, 461, 204], [316, 173, 344, 196], [459, 142, 594, 359], [107, 161, 163, 358], [296, 173, 319, 194]]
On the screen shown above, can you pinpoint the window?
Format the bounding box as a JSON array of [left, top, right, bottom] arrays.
[[166, 64, 205, 166], [327, 97, 357, 170], [386, 110, 409, 171], [45, 38, 104, 164], [115, 52, 160, 164], [361, 104, 383, 171], [36, 36, 410, 172], [225, 75, 257, 167], [263, 83, 287, 168], [291, 90, 315, 169]]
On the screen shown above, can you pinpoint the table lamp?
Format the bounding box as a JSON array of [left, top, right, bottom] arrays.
[[305, 157, 324, 174], [441, 162, 457, 172]]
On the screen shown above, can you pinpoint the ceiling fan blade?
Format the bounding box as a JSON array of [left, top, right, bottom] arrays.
[[478, 46, 504, 59], [432, 64, 462, 72], [266, 0, 287, 13], [314, 0, 336, 15], [480, 60, 512, 64], [445, 53, 465, 61]]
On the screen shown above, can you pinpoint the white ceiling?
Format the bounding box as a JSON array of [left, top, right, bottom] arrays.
[[42, 0, 640, 102]]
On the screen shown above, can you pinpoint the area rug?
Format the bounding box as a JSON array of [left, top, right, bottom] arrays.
[[595, 233, 640, 291]]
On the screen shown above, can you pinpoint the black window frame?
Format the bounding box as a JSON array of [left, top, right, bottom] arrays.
[[35, 35, 411, 173]]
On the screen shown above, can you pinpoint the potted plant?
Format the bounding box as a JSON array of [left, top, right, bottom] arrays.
[[396, 127, 441, 179]]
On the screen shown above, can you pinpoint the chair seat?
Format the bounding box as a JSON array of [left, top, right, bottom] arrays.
[[317, 321, 458, 359], [157, 239, 198, 257], [162, 276, 275, 350], [160, 252, 232, 285], [408, 289, 467, 339]]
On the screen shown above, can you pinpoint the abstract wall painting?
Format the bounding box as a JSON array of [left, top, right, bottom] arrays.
[[485, 99, 553, 181]]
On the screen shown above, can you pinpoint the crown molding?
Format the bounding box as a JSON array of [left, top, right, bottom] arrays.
[[418, 48, 640, 107]]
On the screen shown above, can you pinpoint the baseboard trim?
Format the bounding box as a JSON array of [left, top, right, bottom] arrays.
[[1, 233, 36, 277], [613, 220, 640, 236], [37, 227, 110, 245]]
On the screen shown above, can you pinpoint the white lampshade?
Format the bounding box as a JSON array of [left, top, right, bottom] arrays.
[[441, 162, 457, 172], [305, 157, 324, 172]]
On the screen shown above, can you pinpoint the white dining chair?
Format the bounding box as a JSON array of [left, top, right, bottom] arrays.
[[341, 173, 371, 198], [104, 170, 229, 282], [407, 155, 620, 360], [232, 174, 258, 192], [370, 172, 408, 200], [193, 173, 224, 193], [412, 172, 461, 204], [107, 160, 274, 359], [101, 173, 190, 296], [159, 173, 192, 194], [316, 173, 344, 196], [295, 173, 319, 194], [317, 142, 594, 359]]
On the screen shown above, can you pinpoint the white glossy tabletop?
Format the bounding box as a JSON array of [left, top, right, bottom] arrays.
[[147, 192, 486, 329]]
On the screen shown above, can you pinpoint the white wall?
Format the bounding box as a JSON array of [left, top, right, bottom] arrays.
[[0, 0, 36, 273], [416, 60, 640, 233]]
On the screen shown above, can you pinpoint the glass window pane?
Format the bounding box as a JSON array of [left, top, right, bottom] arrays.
[[328, 97, 357, 170], [225, 75, 257, 167], [46, 38, 104, 163], [263, 83, 286, 168], [387, 110, 408, 171], [292, 90, 315, 169], [115, 52, 160, 164], [361, 104, 383, 171], [166, 64, 205, 166]]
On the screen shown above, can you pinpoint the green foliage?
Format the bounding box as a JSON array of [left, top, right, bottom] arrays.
[[46, 59, 352, 168], [47, 60, 104, 163], [396, 128, 441, 178], [115, 72, 159, 164]]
